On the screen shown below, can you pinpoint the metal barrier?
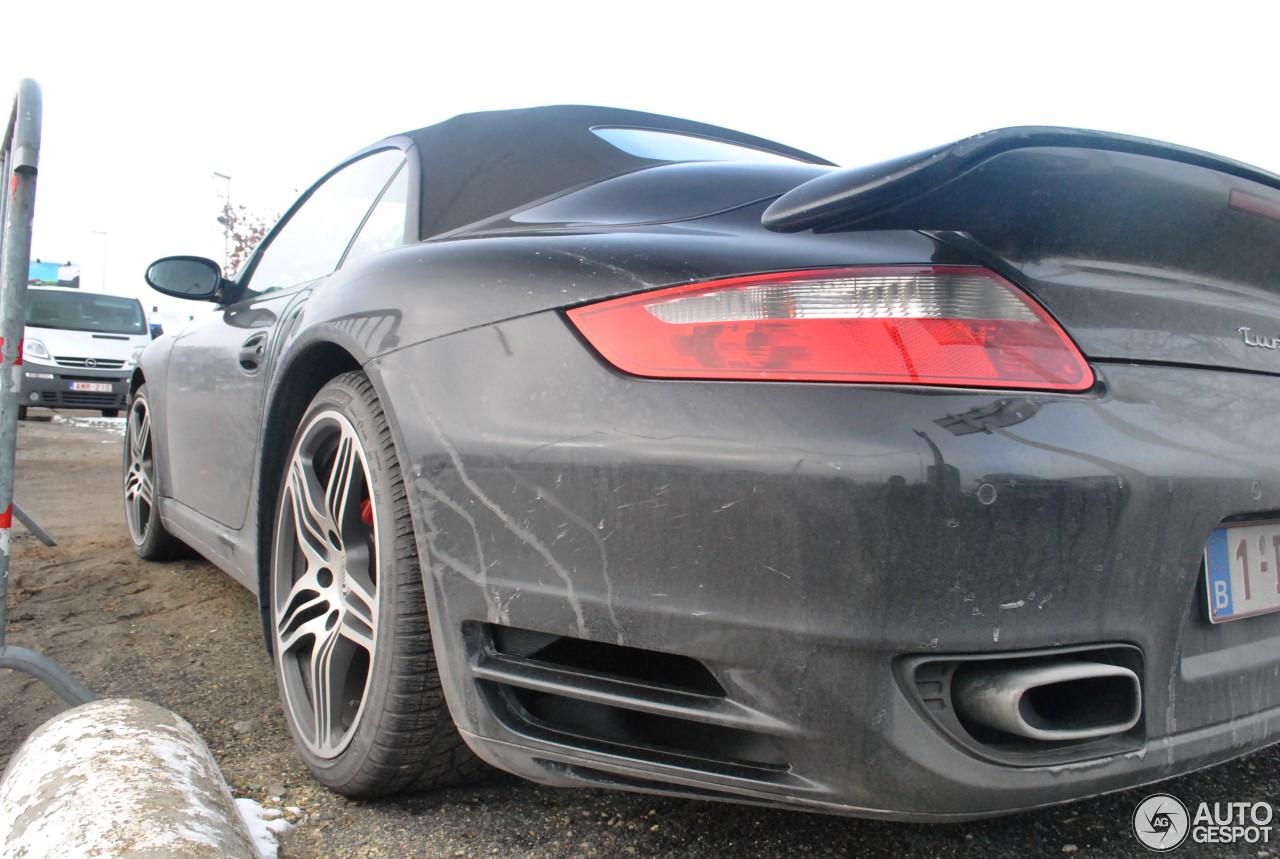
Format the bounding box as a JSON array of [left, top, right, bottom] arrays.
[[0, 79, 96, 706]]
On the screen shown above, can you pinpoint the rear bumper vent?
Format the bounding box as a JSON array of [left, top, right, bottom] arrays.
[[900, 644, 1145, 766], [488, 624, 725, 697], [466, 623, 794, 781]]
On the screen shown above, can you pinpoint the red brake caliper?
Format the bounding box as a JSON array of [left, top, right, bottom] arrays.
[[360, 498, 373, 526]]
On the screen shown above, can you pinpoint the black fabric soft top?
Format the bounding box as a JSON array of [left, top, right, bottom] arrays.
[[399, 105, 832, 240]]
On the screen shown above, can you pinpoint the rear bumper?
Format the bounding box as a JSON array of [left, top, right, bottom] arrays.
[[371, 311, 1280, 819], [20, 360, 130, 411], [460, 706, 1280, 821]]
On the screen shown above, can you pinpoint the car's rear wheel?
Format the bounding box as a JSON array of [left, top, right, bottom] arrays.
[[124, 385, 186, 560], [270, 373, 481, 796]]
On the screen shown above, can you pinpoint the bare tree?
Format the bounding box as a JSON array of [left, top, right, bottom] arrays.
[[216, 203, 274, 277]]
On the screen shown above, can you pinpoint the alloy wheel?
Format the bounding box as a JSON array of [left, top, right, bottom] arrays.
[[124, 395, 156, 544], [272, 409, 379, 759]]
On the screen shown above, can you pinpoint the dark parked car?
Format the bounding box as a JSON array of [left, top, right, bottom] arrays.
[[126, 105, 1280, 819]]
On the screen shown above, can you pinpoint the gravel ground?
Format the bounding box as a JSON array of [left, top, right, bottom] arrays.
[[1, 414, 1276, 858]]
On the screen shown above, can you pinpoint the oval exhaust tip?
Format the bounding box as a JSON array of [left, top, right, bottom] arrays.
[[952, 661, 1141, 742]]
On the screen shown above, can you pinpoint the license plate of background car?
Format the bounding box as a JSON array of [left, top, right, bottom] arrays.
[[69, 382, 112, 392], [1204, 520, 1280, 623]]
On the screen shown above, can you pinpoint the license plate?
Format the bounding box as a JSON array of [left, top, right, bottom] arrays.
[[1204, 521, 1280, 623], [69, 382, 113, 393]]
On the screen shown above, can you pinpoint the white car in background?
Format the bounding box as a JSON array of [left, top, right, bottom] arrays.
[[19, 286, 150, 419]]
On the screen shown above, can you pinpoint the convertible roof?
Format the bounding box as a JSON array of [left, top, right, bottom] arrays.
[[399, 105, 833, 239]]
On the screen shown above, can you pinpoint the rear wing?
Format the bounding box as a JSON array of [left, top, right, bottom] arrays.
[[763, 127, 1280, 232], [761, 127, 1280, 291]]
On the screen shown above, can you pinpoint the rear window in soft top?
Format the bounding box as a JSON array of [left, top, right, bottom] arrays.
[[508, 161, 829, 228], [592, 127, 811, 165]]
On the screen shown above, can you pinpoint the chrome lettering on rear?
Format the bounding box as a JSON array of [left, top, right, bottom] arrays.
[[1239, 326, 1280, 350]]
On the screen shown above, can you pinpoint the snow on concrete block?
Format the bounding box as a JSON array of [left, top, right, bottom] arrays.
[[0, 698, 258, 858]]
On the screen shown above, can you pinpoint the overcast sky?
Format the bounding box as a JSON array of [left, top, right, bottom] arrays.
[[4, 1, 1278, 323]]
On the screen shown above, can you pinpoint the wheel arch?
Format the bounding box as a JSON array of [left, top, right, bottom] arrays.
[[254, 340, 363, 652]]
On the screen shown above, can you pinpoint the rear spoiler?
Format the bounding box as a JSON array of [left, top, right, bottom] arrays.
[[762, 126, 1280, 233], [761, 127, 1280, 290]]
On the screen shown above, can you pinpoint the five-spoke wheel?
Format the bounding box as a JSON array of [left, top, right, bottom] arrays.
[[270, 373, 480, 795], [273, 407, 379, 758], [123, 385, 184, 560]]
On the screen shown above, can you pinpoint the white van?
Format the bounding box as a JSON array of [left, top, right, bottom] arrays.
[[19, 286, 150, 419]]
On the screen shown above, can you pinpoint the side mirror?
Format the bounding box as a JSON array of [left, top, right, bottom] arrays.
[[145, 256, 224, 300]]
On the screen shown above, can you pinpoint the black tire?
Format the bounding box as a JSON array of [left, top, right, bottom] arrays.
[[17, 405, 27, 421], [123, 385, 187, 560], [102, 408, 120, 418], [269, 372, 482, 796]]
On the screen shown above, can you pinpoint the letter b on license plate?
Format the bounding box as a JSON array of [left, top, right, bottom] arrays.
[[1204, 521, 1280, 623]]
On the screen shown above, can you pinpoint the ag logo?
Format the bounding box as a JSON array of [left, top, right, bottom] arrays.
[[1134, 793, 1190, 851]]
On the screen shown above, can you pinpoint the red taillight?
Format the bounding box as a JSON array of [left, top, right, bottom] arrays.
[[566, 266, 1093, 391]]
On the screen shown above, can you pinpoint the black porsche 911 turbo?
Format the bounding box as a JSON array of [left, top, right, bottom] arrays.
[[126, 105, 1280, 820]]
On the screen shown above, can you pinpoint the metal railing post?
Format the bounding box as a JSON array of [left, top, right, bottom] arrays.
[[0, 78, 96, 707]]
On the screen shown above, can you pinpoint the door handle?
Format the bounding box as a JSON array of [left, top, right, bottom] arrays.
[[239, 332, 267, 373]]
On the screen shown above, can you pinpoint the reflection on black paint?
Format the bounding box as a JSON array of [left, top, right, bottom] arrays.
[[935, 398, 1041, 436], [222, 306, 278, 329], [325, 309, 404, 353], [913, 429, 961, 515]]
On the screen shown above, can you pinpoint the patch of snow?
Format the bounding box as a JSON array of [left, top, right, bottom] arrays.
[[52, 414, 127, 436], [235, 798, 296, 859]]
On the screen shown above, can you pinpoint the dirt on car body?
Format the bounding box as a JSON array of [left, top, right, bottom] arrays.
[[2, 416, 1276, 858]]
